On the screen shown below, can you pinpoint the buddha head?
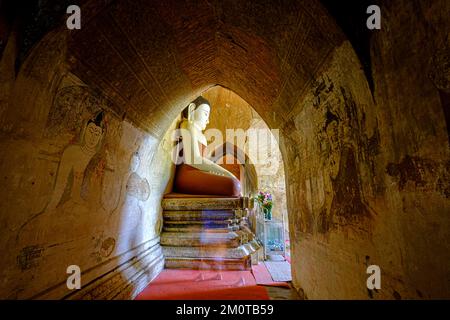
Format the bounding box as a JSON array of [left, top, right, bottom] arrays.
[[183, 96, 210, 131], [82, 111, 105, 152]]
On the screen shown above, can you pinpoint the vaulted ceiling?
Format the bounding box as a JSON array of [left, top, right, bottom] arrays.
[[63, 0, 348, 137], [1, 0, 360, 137]]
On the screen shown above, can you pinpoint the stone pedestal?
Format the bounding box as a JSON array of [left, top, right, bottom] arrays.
[[161, 194, 259, 270]]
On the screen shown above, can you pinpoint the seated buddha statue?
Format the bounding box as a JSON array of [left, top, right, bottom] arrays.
[[173, 96, 241, 197]]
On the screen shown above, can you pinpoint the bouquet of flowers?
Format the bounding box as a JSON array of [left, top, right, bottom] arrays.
[[256, 191, 273, 220]]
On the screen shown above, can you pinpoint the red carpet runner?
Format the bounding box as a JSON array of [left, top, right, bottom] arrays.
[[135, 269, 270, 300]]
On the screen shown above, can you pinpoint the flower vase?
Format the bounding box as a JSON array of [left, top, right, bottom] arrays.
[[264, 207, 272, 220]]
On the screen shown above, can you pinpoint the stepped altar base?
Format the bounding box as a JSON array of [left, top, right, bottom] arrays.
[[160, 193, 260, 270]]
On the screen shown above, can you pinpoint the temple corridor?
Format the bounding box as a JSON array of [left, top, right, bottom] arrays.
[[0, 0, 449, 300]]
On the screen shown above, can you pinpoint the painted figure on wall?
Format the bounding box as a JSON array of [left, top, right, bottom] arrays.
[[173, 96, 241, 197], [324, 110, 341, 180], [318, 106, 373, 234], [17, 111, 106, 245], [113, 150, 149, 225], [46, 111, 105, 210], [126, 151, 151, 202], [41, 111, 107, 244], [103, 149, 151, 256]]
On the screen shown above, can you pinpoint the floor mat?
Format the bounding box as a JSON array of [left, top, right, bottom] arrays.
[[251, 263, 291, 288], [135, 269, 269, 300], [264, 261, 292, 282]]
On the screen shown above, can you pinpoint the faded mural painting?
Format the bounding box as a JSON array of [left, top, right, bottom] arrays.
[[284, 43, 377, 239], [6, 75, 172, 299], [18, 86, 109, 243]]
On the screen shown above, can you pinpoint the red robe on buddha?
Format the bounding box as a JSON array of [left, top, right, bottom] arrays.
[[173, 142, 241, 197]]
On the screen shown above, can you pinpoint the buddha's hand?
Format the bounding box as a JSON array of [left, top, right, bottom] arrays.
[[222, 168, 237, 180], [210, 167, 235, 179]]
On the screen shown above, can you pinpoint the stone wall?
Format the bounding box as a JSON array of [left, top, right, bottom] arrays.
[[282, 40, 379, 299], [370, 0, 450, 299], [0, 30, 170, 299], [283, 0, 450, 299]]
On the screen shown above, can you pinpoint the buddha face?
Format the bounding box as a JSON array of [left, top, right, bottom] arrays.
[[192, 104, 210, 130], [84, 122, 103, 149]]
